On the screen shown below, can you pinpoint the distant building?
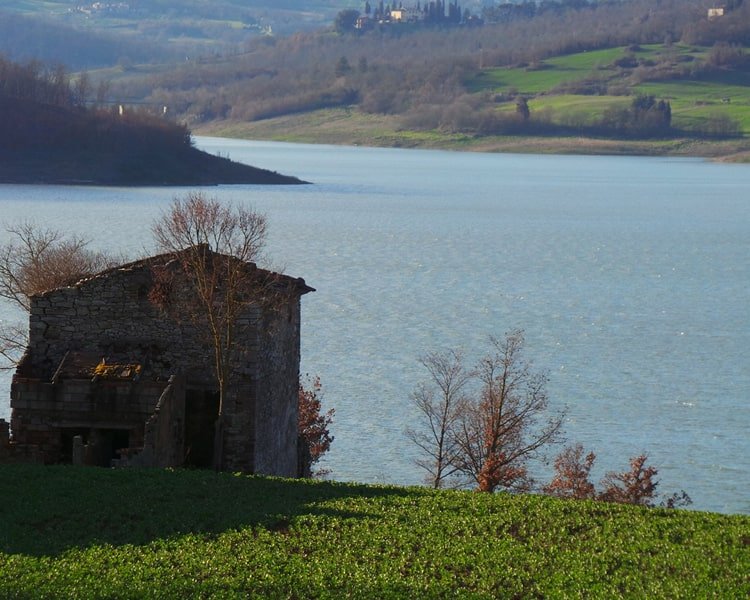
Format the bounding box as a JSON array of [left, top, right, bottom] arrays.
[[390, 8, 407, 21], [390, 7, 423, 23], [356, 15, 373, 30]]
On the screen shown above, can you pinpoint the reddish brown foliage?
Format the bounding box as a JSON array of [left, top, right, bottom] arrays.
[[544, 447, 691, 508], [476, 452, 528, 493], [298, 376, 334, 476], [409, 331, 564, 494], [543, 443, 597, 500], [598, 454, 659, 506]]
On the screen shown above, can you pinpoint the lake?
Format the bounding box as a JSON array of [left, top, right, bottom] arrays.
[[1, 138, 748, 514]]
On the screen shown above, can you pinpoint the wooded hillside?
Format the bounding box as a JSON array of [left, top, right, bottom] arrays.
[[107, 0, 749, 144], [0, 0, 377, 67], [0, 56, 304, 185]]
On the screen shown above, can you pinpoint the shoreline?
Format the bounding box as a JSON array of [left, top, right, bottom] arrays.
[[195, 110, 750, 163], [0, 147, 308, 187]]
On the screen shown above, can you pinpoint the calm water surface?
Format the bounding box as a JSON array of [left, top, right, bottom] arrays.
[[1, 138, 748, 514]]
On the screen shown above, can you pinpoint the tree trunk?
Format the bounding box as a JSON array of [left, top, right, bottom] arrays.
[[212, 415, 224, 471]]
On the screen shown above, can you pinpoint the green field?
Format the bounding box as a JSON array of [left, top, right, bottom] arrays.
[[471, 46, 629, 94], [2, 465, 749, 598], [470, 45, 708, 95], [470, 44, 750, 136]]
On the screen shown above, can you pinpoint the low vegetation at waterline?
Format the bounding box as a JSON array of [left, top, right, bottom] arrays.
[[1, 466, 748, 598]]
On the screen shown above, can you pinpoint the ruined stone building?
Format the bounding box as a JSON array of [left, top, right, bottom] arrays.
[[1, 247, 313, 476]]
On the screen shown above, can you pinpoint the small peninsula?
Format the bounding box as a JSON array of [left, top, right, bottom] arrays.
[[0, 61, 305, 186]]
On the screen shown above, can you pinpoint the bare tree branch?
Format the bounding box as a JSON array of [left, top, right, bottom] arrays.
[[0, 322, 27, 370], [151, 192, 271, 470], [406, 349, 471, 489], [407, 330, 566, 493], [0, 222, 116, 369]]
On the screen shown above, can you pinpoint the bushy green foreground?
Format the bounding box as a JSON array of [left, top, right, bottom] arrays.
[[1, 466, 748, 598]]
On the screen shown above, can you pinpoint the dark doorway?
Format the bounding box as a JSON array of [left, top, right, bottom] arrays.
[[59, 428, 129, 466], [184, 389, 219, 468], [91, 429, 130, 467], [60, 428, 89, 464]]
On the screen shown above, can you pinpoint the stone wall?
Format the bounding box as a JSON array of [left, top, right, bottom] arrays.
[[10, 373, 167, 464], [253, 299, 302, 477], [8, 253, 309, 475], [0, 418, 43, 463], [24, 264, 217, 385]]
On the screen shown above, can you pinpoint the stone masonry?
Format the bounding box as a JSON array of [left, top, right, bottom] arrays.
[[5, 247, 313, 475]]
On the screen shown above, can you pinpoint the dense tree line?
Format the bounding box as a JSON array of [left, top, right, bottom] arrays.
[[0, 55, 190, 160]]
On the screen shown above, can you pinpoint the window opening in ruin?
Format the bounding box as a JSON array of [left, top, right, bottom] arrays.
[[184, 389, 220, 468]]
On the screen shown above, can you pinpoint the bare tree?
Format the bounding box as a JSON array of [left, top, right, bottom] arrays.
[[406, 350, 471, 489], [151, 192, 269, 470], [0, 322, 27, 368], [453, 330, 565, 493], [0, 222, 113, 368], [407, 330, 565, 493], [0, 222, 111, 311]]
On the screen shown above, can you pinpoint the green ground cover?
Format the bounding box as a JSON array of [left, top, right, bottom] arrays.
[[523, 94, 629, 124], [471, 45, 710, 96], [469, 44, 750, 136], [636, 78, 750, 131], [470, 47, 628, 94], [1, 465, 748, 598]]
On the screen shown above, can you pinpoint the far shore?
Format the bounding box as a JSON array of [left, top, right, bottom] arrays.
[[195, 109, 750, 163]]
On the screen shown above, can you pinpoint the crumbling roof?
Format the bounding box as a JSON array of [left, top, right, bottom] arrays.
[[52, 351, 144, 382], [34, 245, 314, 298]]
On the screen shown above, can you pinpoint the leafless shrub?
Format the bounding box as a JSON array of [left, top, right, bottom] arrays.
[[0, 222, 115, 369], [408, 330, 565, 493]]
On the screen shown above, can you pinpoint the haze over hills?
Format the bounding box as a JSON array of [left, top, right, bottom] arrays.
[[0, 1, 388, 67], [103, 0, 750, 154], [3, 1, 489, 67]]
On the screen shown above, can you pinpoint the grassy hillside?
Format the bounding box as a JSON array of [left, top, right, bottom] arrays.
[[196, 106, 750, 160], [193, 40, 750, 159], [470, 44, 750, 136], [1, 465, 748, 598], [7, 1, 750, 158]]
